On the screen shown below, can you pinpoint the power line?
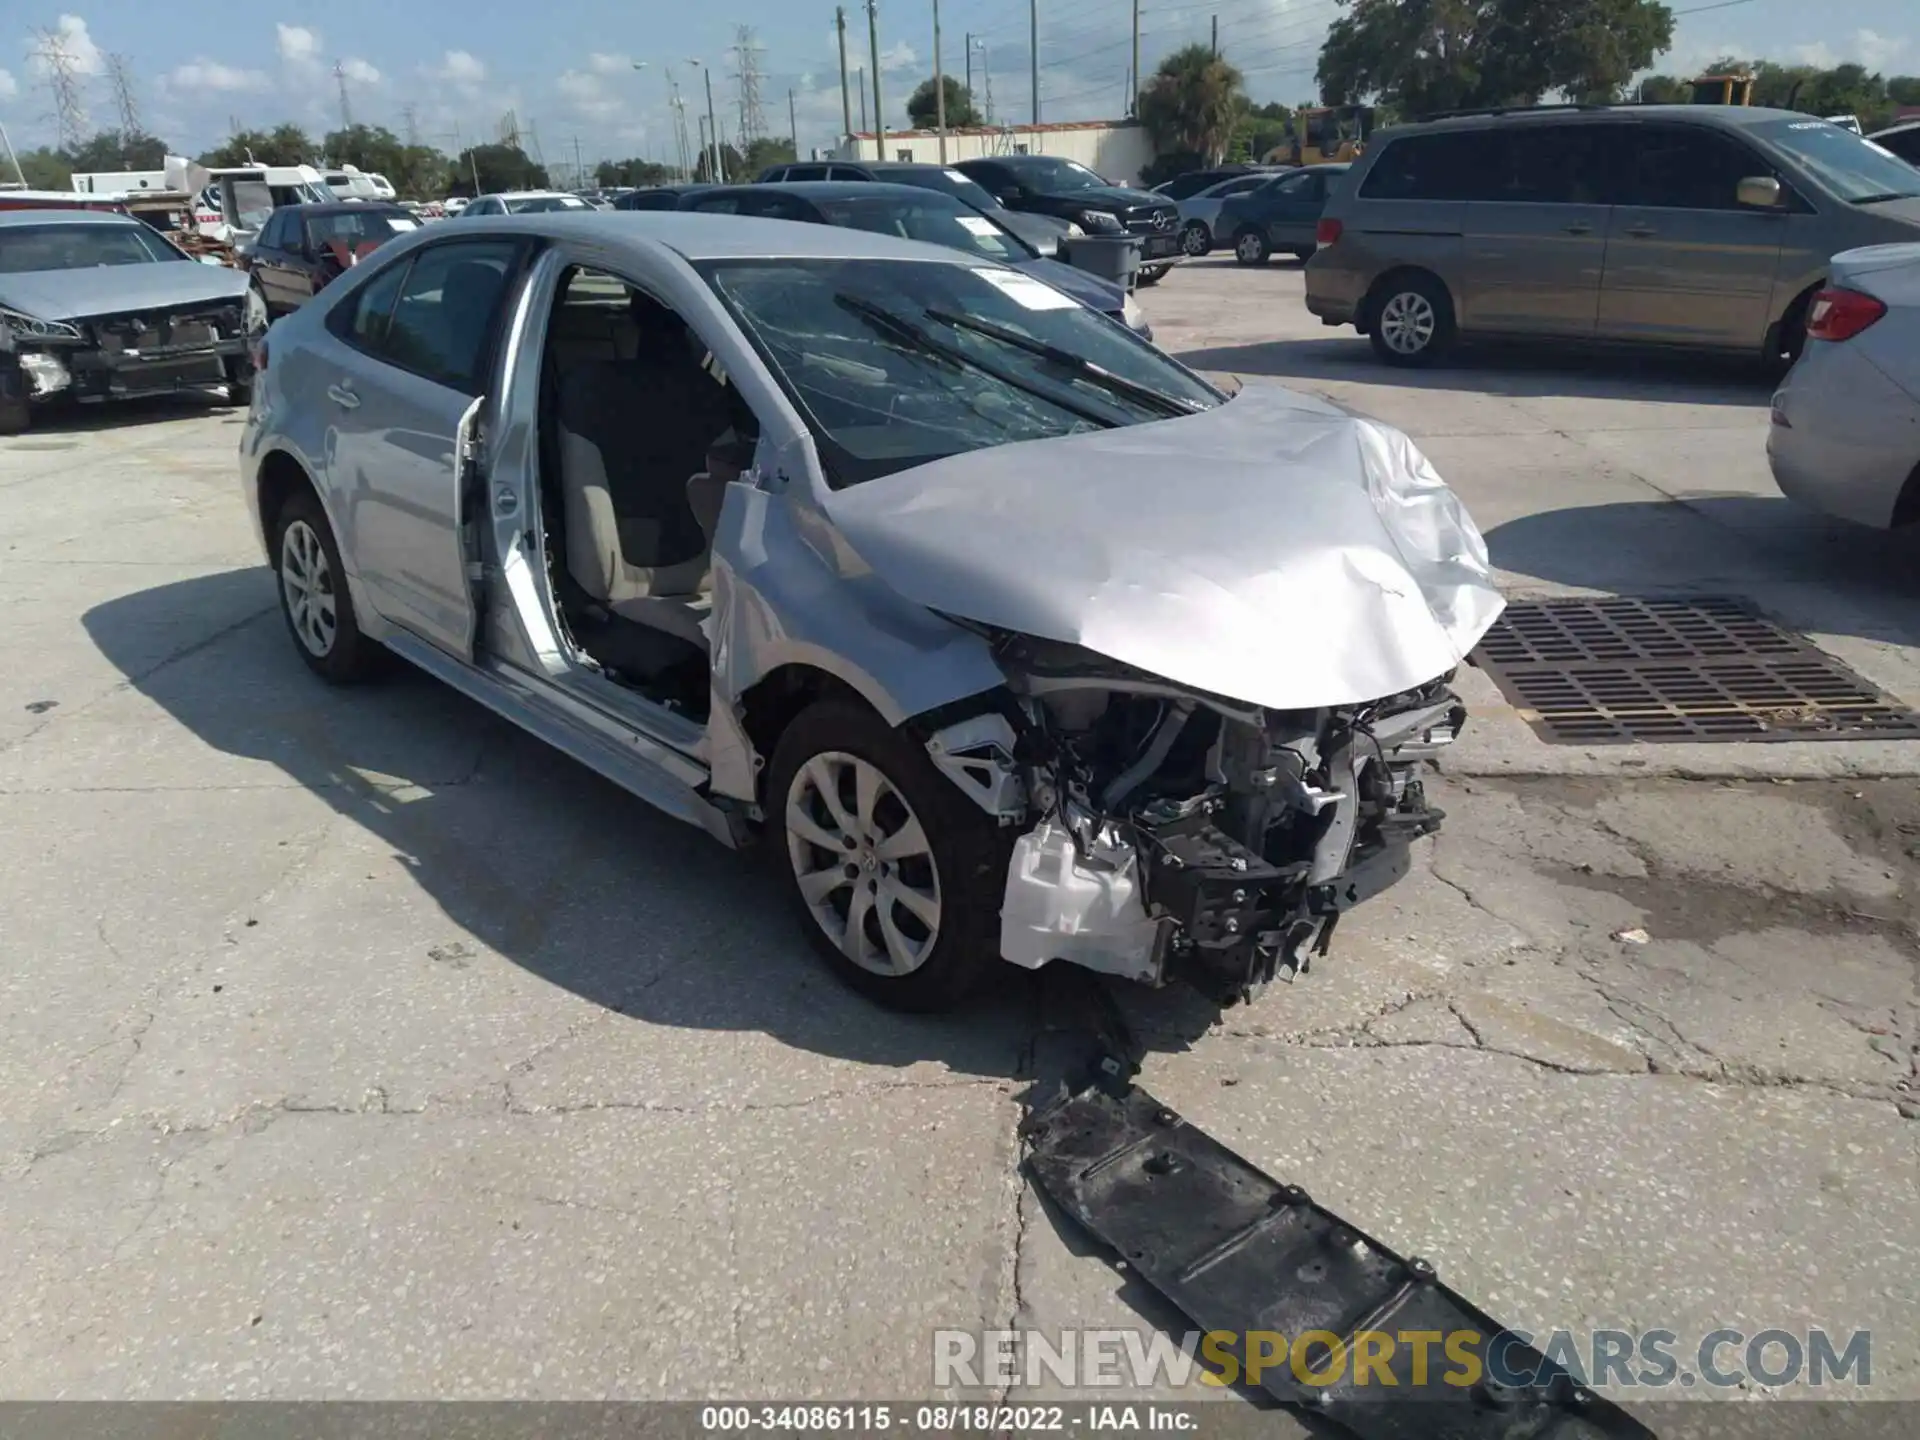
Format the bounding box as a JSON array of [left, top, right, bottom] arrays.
[[31, 26, 89, 151], [1675, 0, 1759, 13], [104, 53, 143, 140]]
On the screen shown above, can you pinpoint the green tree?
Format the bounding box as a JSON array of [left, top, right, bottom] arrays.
[[1635, 73, 1690, 103], [741, 136, 797, 174], [197, 124, 316, 168], [448, 143, 549, 196], [11, 146, 71, 190], [1889, 76, 1920, 106], [595, 158, 676, 187], [1137, 44, 1247, 166], [65, 130, 168, 173], [1319, 0, 1673, 117], [906, 75, 984, 128]]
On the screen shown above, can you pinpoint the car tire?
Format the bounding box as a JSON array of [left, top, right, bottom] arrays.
[[224, 358, 253, 408], [1367, 273, 1455, 367], [1233, 229, 1271, 266], [1179, 221, 1211, 257], [767, 700, 1008, 1013], [1135, 263, 1169, 287], [272, 486, 381, 684]]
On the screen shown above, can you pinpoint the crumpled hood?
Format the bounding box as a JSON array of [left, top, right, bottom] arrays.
[[822, 382, 1506, 712], [0, 262, 250, 322]]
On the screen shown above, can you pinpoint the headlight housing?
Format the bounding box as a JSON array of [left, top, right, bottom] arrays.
[[0, 306, 83, 342], [1076, 210, 1124, 234]]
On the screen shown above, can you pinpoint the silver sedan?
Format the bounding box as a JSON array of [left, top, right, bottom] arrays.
[[1173, 172, 1285, 257], [1769, 242, 1920, 529]]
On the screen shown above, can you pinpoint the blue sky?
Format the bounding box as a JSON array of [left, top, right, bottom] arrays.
[[2, 1, 1914, 172]]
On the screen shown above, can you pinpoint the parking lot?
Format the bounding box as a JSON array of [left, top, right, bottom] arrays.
[[1, 254, 1916, 1410]]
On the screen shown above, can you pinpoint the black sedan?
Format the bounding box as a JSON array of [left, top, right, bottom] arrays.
[[614, 185, 720, 210], [676, 182, 1150, 338], [243, 201, 421, 321]]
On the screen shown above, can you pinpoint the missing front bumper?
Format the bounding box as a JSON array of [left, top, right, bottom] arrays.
[[1025, 1080, 1657, 1438]]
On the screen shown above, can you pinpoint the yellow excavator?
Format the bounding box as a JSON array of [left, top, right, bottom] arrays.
[[1689, 73, 1755, 105], [1262, 105, 1375, 166]]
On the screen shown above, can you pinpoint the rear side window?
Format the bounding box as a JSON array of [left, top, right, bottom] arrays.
[[339, 257, 410, 350], [1356, 131, 1488, 200], [1485, 125, 1615, 204], [1620, 125, 1774, 210], [349, 241, 520, 394], [688, 195, 743, 213]]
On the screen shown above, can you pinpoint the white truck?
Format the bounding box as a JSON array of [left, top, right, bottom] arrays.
[[319, 164, 397, 201]]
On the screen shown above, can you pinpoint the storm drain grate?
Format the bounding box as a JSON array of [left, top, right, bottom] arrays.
[[1473, 597, 1920, 745]]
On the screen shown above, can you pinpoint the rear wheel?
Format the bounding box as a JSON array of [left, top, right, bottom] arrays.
[[1135, 262, 1170, 287], [767, 701, 1007, 1012], [1234, 229, 1271, 266], [273, 487, 381, 683], [1179, 221, 1211, 257], [1368, 273, 1455, 366]]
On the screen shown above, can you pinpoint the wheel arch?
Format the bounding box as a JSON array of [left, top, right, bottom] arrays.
[[1765, 279, 1823, 362], [255, 447, 320, 561]]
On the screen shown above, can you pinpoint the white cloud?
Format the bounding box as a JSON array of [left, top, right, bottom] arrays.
[[1853, 28, 1909, 70], [0, 67, 16, 100], [167, 57, 270, 92], [277, 24, 322, 66], [880, 41, 918, 72], [28, 14, 103, 77], [429, 49, 487, 85], [588, 52, 633, 76], [341, 56, 380, 85], [557, 68, 622, 122]]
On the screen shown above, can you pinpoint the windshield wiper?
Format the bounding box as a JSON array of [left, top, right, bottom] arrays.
[[831, 293, 1117, 429], [1850, 191, 1920, 204], [922, 307, 1209, 419]]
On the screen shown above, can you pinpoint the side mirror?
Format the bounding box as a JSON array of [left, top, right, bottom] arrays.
[[996, 188, 1021, 204], [1029, 231, 1059, 259], [1737, 175, 1783, 209]]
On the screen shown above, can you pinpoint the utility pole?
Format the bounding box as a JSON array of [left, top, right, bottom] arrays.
[[572, 135, 584, 188], [333, 60, 354, 130], [836, 8, 854, 146], [731, 26, 767, 143], [1029, 0, 1040, 126], [693, 62, 722, 180], [1211, 15, 1219, 57], [402, 103, 420, 147], [0, 122, 27, 189], [858, 68, 868, 134], [866, 0, 886, 162], [965, 32, 972, 97], [105, 54, 143, 143], [1130, 0, 1140, 117], [31, 27, 89, 152], [933, 0, 946, 161], [789, 89, 799, 158], [980, 40, 994, 125]]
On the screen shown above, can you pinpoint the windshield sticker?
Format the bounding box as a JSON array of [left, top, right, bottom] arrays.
[[957, 215, 1000, 236], [973, 268, 1077, 310]]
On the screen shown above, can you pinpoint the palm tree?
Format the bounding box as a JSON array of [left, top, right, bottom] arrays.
[[1137, 45, 1246, 166]]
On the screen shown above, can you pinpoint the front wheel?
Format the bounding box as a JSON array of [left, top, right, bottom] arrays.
[[1179, 221, 1211, 257], [1234, 229, 1271, 266], [767, 701, 1008, 1012], [273, 487, 381, 683], [1368, 274, 1456, 367]]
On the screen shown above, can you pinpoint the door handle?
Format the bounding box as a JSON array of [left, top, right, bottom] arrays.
[[1562, 223, 1593, 236], [1626, 225, 1657, 238], [326, 382, 359, 410]]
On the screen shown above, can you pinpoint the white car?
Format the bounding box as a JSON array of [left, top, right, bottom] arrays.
[[459, 191, 595, 217], [1769, 242, 1920, 529]]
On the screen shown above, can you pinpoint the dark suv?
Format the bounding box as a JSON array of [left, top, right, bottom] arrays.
[[955, 155, 1183, 283]]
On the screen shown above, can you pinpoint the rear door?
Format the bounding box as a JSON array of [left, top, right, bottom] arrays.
[[319, 238, 527, 657], [1256, 169, 1331, 248], [1456, 123, 1613, 337], [1597, 123, 1788, 348], [250, 211, 300, 312]]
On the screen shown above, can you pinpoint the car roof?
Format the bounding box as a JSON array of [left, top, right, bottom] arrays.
[[718, 181, 964, 202], [0, 208, 142, 229], [441, 210, 999, 264], [481, 190, 585, 200], [1380, 103, 1810, 139], [1869, 119, 1920, 138], [280, 201, 410, 217]]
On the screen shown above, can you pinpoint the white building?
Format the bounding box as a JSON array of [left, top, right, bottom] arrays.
[[828, 119, 1158, 188]]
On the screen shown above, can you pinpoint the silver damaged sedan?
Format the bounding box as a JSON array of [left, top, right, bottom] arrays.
[[240, 212, 1504, 1010]]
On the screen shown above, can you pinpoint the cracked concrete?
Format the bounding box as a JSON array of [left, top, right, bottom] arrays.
[[2, 269, 1917, 1410]]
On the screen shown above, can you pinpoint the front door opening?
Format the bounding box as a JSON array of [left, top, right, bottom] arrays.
[[535, 265, 759, 719]]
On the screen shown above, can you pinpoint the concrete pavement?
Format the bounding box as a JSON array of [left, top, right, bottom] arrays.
[[0, 262, 1913, 1413]]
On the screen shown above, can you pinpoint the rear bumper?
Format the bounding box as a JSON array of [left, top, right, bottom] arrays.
[[1767, 345, 1919, 529]]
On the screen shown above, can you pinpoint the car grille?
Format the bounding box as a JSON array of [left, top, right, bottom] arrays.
[[91, 300, 243, 354], [1123, 208, 1177, 234]]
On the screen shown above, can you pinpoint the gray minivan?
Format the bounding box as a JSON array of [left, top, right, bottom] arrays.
[[1305, 105, 1920, 365]]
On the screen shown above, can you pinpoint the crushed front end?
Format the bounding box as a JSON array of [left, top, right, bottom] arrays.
[[1, 298, 250, 408], [967, 634, 1465, 1004]]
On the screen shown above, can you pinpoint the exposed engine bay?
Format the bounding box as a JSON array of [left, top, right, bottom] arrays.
[[930, 633, 1465, 1004]]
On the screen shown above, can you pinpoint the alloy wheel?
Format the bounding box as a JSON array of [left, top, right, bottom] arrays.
[[1379, 291, 1437, 356], [785, 751, 942, 977], [1235, 232, 1266, 263], [280, 518, 337, 657], [1180, 222, 1209, 256]]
